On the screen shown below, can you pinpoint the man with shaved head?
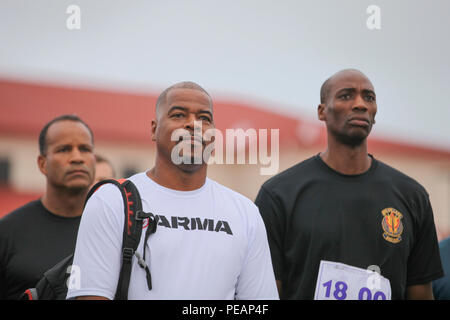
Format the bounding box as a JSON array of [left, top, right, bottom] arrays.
[[255, 69, 443, 300], [67, 81, 278, 300]]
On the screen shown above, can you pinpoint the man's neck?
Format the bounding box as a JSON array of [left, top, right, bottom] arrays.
[[147, 157, 207, 191], [41, 185, 88, 218], [321, 137, 372, 175]]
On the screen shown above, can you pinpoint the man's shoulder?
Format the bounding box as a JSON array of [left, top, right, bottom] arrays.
[[375, 158, 428, 195], [208, 179, 265, 230], [208, 178, 255, 207], [91, 173, 148, 200], [127, 172, 148, 186], [0, 200, 42, 228], [260, 155, 318, 192]]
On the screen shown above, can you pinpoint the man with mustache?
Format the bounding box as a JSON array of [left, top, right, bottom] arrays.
[[255, 69, 443, 300], [67, 81, 278, 300], [0, 114, 96, 299]]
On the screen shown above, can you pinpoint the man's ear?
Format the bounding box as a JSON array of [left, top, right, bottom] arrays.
[[151, 119, 157, 141], [37, 154, 47, 175], [318, 103, 326, 122]]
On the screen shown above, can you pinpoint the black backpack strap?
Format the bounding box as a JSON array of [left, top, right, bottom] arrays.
[[21, 288, 38, 300], [86, 179, 156, 300], [136, 212, 157, 290], [114, 179, 143, 300]]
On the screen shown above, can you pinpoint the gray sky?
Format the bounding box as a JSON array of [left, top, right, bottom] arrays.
[[1, 0, 449, 149]]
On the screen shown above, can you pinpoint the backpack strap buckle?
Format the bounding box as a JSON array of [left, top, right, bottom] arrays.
[[136, 210, 153, 221], [122, 247, 134, 262]]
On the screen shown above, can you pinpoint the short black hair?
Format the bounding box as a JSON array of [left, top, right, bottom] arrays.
[[39, 114, 94, 156], [320, 69, 370, 104], [320, 77, 333, 104], [155, 81, 212, 118]]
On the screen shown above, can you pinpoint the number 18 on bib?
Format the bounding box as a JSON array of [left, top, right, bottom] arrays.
[[314, 260, 391, 300]]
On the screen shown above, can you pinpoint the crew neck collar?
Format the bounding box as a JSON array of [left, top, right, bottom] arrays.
[[314, 153, 378, 179], [37, 199, 82, 220], [141, 172, 210, 197]]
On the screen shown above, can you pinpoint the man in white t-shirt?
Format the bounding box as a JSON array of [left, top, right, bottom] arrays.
[[67, 81, 279, 300]]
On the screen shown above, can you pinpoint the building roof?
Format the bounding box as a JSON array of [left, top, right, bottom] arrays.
[[0, 187, 40, 217], [1, 78, 450, 160]]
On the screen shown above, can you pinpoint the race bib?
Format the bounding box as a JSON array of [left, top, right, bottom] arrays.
[[314, 260, 391, 300]]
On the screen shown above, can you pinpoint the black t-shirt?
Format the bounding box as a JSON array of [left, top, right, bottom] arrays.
[[0, 200, 81, 300], [255, 154, 443, 300]]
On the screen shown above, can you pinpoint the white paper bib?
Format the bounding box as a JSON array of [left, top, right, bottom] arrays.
[[314, 260, 391, 300]]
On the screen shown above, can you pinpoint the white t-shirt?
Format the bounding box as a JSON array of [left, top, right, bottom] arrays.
[[66, 173, 279, 300]]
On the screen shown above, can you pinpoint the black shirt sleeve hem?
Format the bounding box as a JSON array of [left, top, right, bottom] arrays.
[[407, 270, 445, 287]]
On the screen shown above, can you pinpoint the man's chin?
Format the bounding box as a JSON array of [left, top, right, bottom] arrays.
[[175, 156, 206, 173], [65, 181, 92, 193], [336, 131, 368, 147]]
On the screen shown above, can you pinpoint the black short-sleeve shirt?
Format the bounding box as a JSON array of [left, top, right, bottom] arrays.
[[0, 200, 81, 300], [255, 154, 443, 300]]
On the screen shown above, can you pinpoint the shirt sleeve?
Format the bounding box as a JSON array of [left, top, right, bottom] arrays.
[[66, 184, 124, 300], [254, 186, 285, 282], [406, 194, 444, 286], [235, 203, 279, 300]]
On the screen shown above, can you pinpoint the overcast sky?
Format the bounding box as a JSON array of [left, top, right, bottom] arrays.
[[1, 0, 449, 150]]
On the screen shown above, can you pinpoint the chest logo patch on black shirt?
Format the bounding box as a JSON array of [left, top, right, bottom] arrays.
[[381, 208, 403, 244]]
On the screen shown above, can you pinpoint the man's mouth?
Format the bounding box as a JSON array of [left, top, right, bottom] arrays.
[[178, 135, 204, 146], [66, 169, 88, 176], [348, 117, 370, 127]]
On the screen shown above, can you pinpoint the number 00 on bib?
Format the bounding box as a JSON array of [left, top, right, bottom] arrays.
[[314, 260, 391, 300]]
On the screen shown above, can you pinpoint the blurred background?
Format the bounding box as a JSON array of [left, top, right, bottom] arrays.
[[0, 0, 449, 238]]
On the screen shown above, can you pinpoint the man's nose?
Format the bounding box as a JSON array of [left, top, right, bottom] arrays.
[[184, 114, 197, 132], [69, 148, 84, 163], [352, 94, 368, 112]]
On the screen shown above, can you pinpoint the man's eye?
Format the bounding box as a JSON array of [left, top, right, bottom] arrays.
[[171, 113, 184, 118], [339, 94, 351, 100], [199, 116, 211, 122], [365, 95, 376, 102], [58, 147, 70, 152]]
